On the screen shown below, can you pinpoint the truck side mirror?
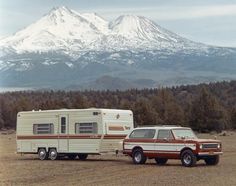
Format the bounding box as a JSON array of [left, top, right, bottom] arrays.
[[163, 137, 168, 141]]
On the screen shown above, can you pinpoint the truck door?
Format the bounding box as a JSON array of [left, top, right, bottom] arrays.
[[155, 130, 175, 155], [58, 115, 68, 152]]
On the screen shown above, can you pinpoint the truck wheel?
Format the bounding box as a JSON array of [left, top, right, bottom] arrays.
[[205, 155, 219, 165], [132, 148, 147, 164], [38, 148, 48, 160], [49, 148, 58, 160], [155, 158, 168, 165], [181, 150, 197, 167], [78, 154, 88, 160], [68, 154, 77, 160]]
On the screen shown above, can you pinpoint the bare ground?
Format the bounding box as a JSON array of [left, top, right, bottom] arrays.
[[1, 132, 236, 186]]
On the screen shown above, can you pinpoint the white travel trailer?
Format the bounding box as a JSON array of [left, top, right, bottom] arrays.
[[16, 108, 133, 160]]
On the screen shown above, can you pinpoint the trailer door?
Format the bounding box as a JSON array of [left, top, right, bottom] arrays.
[[58, 115, 68, 152]]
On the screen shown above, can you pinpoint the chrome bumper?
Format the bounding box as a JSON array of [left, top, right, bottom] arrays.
[[198, 152, 223, 156]]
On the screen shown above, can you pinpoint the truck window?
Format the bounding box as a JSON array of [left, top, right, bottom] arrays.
[[129, 129, 155, 139], [75, 123, 98, 134], [33, 123, 54, 134], [157, 130, 174, 139]]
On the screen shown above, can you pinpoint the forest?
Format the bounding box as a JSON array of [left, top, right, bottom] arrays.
[[0, 81, 236, 132]]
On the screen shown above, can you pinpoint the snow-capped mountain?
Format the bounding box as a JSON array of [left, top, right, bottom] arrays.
[[0, 6, 207, 56], [0, 6, 236, 89], [0, 7, 106, 55]]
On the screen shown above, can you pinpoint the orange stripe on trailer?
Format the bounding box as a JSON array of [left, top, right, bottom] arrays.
[[103, 134, 126, 139], [108, 126, 124, 131]]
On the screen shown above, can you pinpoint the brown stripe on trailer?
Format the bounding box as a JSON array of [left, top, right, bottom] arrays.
[[17, 134, 127, 140], [16, 135, 102, 140], [17, 135, 59, 139]]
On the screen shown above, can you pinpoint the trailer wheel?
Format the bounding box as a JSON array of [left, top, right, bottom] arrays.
[[38, 148, 48, 160], [49, 148, 58, 160], [78, 154, 88, 160], [132, 148, 147, 164], [68, 154, 77, 160]]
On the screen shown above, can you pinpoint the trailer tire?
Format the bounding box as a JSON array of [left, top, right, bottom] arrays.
[[38, 148, 48, 160], [49, 148, 58, 160], [78, 154, 88, 160], [68, 154, 77, 160]]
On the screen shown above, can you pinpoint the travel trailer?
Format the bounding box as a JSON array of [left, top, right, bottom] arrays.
[[16, 108, 133, 160]]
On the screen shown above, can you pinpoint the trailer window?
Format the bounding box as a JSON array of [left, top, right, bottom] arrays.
[[33, 124, 54, 134], [75, 123, 98, 134], [129, 129, 155, 139], [61, 117, 66, 134]]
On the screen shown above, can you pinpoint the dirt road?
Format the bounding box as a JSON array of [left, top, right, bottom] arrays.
[[1, 132, 236, 186]]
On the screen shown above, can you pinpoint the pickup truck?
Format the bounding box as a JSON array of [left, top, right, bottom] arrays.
[[123, 126, 222, 167]]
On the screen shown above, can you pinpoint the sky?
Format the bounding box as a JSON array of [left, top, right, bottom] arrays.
[[0, 0, 236, 47]]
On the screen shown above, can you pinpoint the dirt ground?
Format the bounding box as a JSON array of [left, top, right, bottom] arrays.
[[1, 132, 236, 186]]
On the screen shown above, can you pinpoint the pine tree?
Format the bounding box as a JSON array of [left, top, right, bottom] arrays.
[[152, 89, 185, 126], [134, 98, 160, 127], [190, 87, 227, 132], [231, 108, 236, 129]]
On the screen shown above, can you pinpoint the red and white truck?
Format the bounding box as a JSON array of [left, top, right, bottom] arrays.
[[123, 126, 222, 167]]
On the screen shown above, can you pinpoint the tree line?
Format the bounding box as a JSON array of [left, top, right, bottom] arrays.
[[0, 81, 236, 132]]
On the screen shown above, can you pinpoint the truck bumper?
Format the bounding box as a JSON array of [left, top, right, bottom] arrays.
[[198, 151, 223, 156]]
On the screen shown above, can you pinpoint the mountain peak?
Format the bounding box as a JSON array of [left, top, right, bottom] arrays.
[[0, 6, 205, 55], [46, 6, 79, 22], [110, 14, 172, 42], [49, 6, 72, 14], [117, 14, 145, 21]]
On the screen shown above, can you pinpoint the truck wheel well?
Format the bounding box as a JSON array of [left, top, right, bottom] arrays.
[[180, 148, 194, 156], [132, 146, 143, 153]]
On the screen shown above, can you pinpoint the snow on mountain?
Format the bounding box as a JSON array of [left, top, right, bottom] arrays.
[[1, 6, 236, 89], [0, 6, 208, 57], [110, 15, 176, 42], [80, 12, 109, 34], [0, 7, 104, 54]]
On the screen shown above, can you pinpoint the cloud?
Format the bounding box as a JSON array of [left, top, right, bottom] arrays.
[[175, 4, 236, 19], [89, 4, 236, 21]]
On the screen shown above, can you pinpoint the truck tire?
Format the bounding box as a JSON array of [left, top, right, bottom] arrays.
[[132, 148, 147, 164], [78, 153, 88, 160], [49, 148, 58, 160], [38, 148, 48, 160], [181, 150, 197, 167], [155, 158, 168, 165], [205, 155, 219, 165]]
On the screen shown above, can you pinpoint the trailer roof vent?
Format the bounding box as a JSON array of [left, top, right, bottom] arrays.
[[93, 112, 99, 115]]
